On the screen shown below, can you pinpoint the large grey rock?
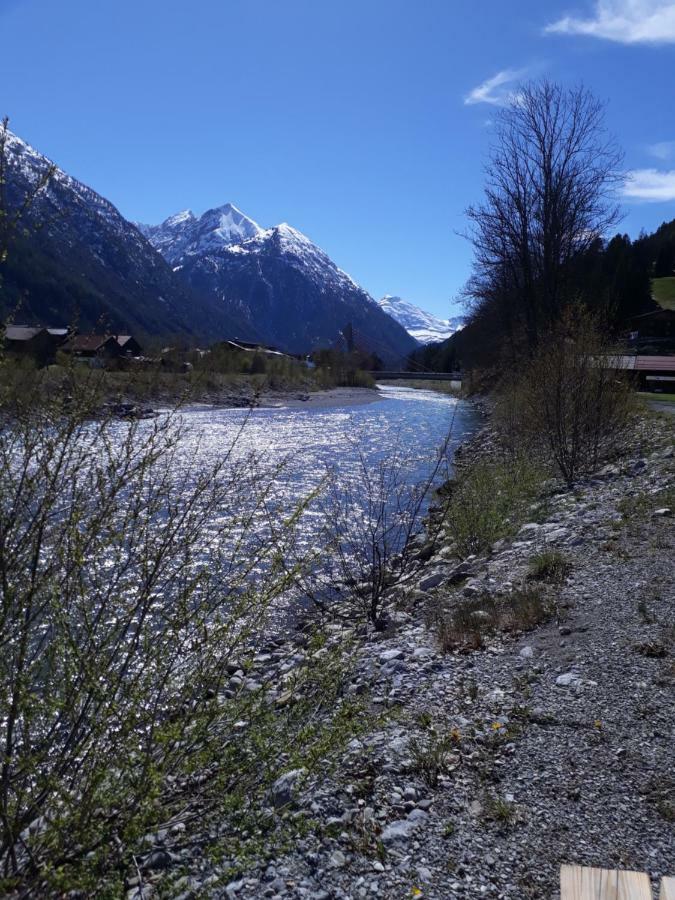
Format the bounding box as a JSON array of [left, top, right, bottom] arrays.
[[518, 523, 542, 535], [556, 672, 582, 687], [380, 818, 417, 844], [379, 648, 404, 663], [418, 571, 446, 591], [544, 528, 570, 543], [270, 768, 306, 809]]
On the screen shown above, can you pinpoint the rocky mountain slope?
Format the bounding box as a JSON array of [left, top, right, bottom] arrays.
[[0, 128, 244, 340], [377, 294, 465, 344], [140, 208, 419, 362]]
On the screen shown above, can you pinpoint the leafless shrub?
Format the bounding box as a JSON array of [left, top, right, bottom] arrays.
[[504, 309, 634, 484], [313, 422, 457, 629]]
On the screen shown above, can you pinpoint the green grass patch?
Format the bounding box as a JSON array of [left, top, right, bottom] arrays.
[[617, 485, 675, 522], [652, 277, 675, 310], [438, 587, 552, 653], [638, 392, 675, 403], [444, 455, 546, 557]]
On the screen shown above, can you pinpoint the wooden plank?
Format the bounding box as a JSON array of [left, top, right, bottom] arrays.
[[660, 877, 675, 900], [561, 865, 652, 899], [617, 870, 652, 900]]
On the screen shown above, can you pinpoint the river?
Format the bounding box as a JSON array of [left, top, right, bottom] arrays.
[[166, 384, 481, 586], [173, 383, 480, 511]]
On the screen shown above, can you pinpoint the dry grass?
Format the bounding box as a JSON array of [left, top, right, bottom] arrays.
[[437, 586, 552, 653], [527, 550, 571, 583]]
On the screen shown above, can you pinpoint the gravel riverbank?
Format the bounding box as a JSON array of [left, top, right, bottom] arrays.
[[130, 411, 674, 900]]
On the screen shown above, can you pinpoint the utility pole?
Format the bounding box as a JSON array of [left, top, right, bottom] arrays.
[[342, 322, 354, 354]]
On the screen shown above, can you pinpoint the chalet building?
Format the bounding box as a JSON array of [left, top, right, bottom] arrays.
[[116, 335, 143, 355], [3, 326, 63, 365], [3, 325, 143, 366], [60, 334, 123, 360], [610, 353, 675, 392]]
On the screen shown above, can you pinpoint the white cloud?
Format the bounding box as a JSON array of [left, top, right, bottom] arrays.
[[545, 1, 675, 44], [464, 68, 528, 106], [648, 140, 675, 160], [623, 168, 675, 201]]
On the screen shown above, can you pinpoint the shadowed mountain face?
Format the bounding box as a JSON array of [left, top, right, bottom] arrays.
[[140, 211, 419, 362], [0, 129, 249, 341], [2, 127, 417, 360]]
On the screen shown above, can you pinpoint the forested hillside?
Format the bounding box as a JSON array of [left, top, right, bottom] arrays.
[[410, 212, 672, 374]]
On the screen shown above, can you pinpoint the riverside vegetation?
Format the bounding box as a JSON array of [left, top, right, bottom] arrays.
[[0, 361, 373, 896], [166, 330, 670, 899], [1, 344, 377, 414], [2, 308, 671, 898], [2, 81, 674, 898]]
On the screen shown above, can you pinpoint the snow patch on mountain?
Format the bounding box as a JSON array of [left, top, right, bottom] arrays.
[[377, 295, 465, 344], [217, 222, 364, 296], [137, 203, 263, 266]]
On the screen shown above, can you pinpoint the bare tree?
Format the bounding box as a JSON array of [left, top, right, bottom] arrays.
[[466, 80, 624, 354]]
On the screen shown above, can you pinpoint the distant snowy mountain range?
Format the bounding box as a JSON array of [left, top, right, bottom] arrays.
[[377, 295, 465, 344]]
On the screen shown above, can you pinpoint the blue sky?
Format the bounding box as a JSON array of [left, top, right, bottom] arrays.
[[1, 0, 675, 317]]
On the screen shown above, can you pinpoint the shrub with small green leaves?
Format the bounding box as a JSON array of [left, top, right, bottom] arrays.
[[0, 370, 367, 896], [445, 456, 545, 557]]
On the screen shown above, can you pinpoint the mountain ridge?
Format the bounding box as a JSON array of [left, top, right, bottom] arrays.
[[2, 126, 418, 361], [0, 128, 247, 340], [142, 207, 418, 362]]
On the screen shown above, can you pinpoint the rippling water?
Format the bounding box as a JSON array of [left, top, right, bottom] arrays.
[[172, 384, 480, 513]]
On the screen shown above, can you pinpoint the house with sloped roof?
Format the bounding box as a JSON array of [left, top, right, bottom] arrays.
[[60, 334, 123, 359], [3, 326, 61, 365], [116, 335, 143, 356]]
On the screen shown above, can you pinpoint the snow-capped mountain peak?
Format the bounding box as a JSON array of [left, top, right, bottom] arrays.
[[137, 202, 262, 265], [141, 204, 417, 361], [197, 202, 262, 247], [377, 295, 465, 344], [164, 209, 195, 226]]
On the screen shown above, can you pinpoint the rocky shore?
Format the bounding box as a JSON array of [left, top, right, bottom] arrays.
[[128, 410, 674, 900], [197, 386, 383, 412], [109, 386, 384, 420]]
